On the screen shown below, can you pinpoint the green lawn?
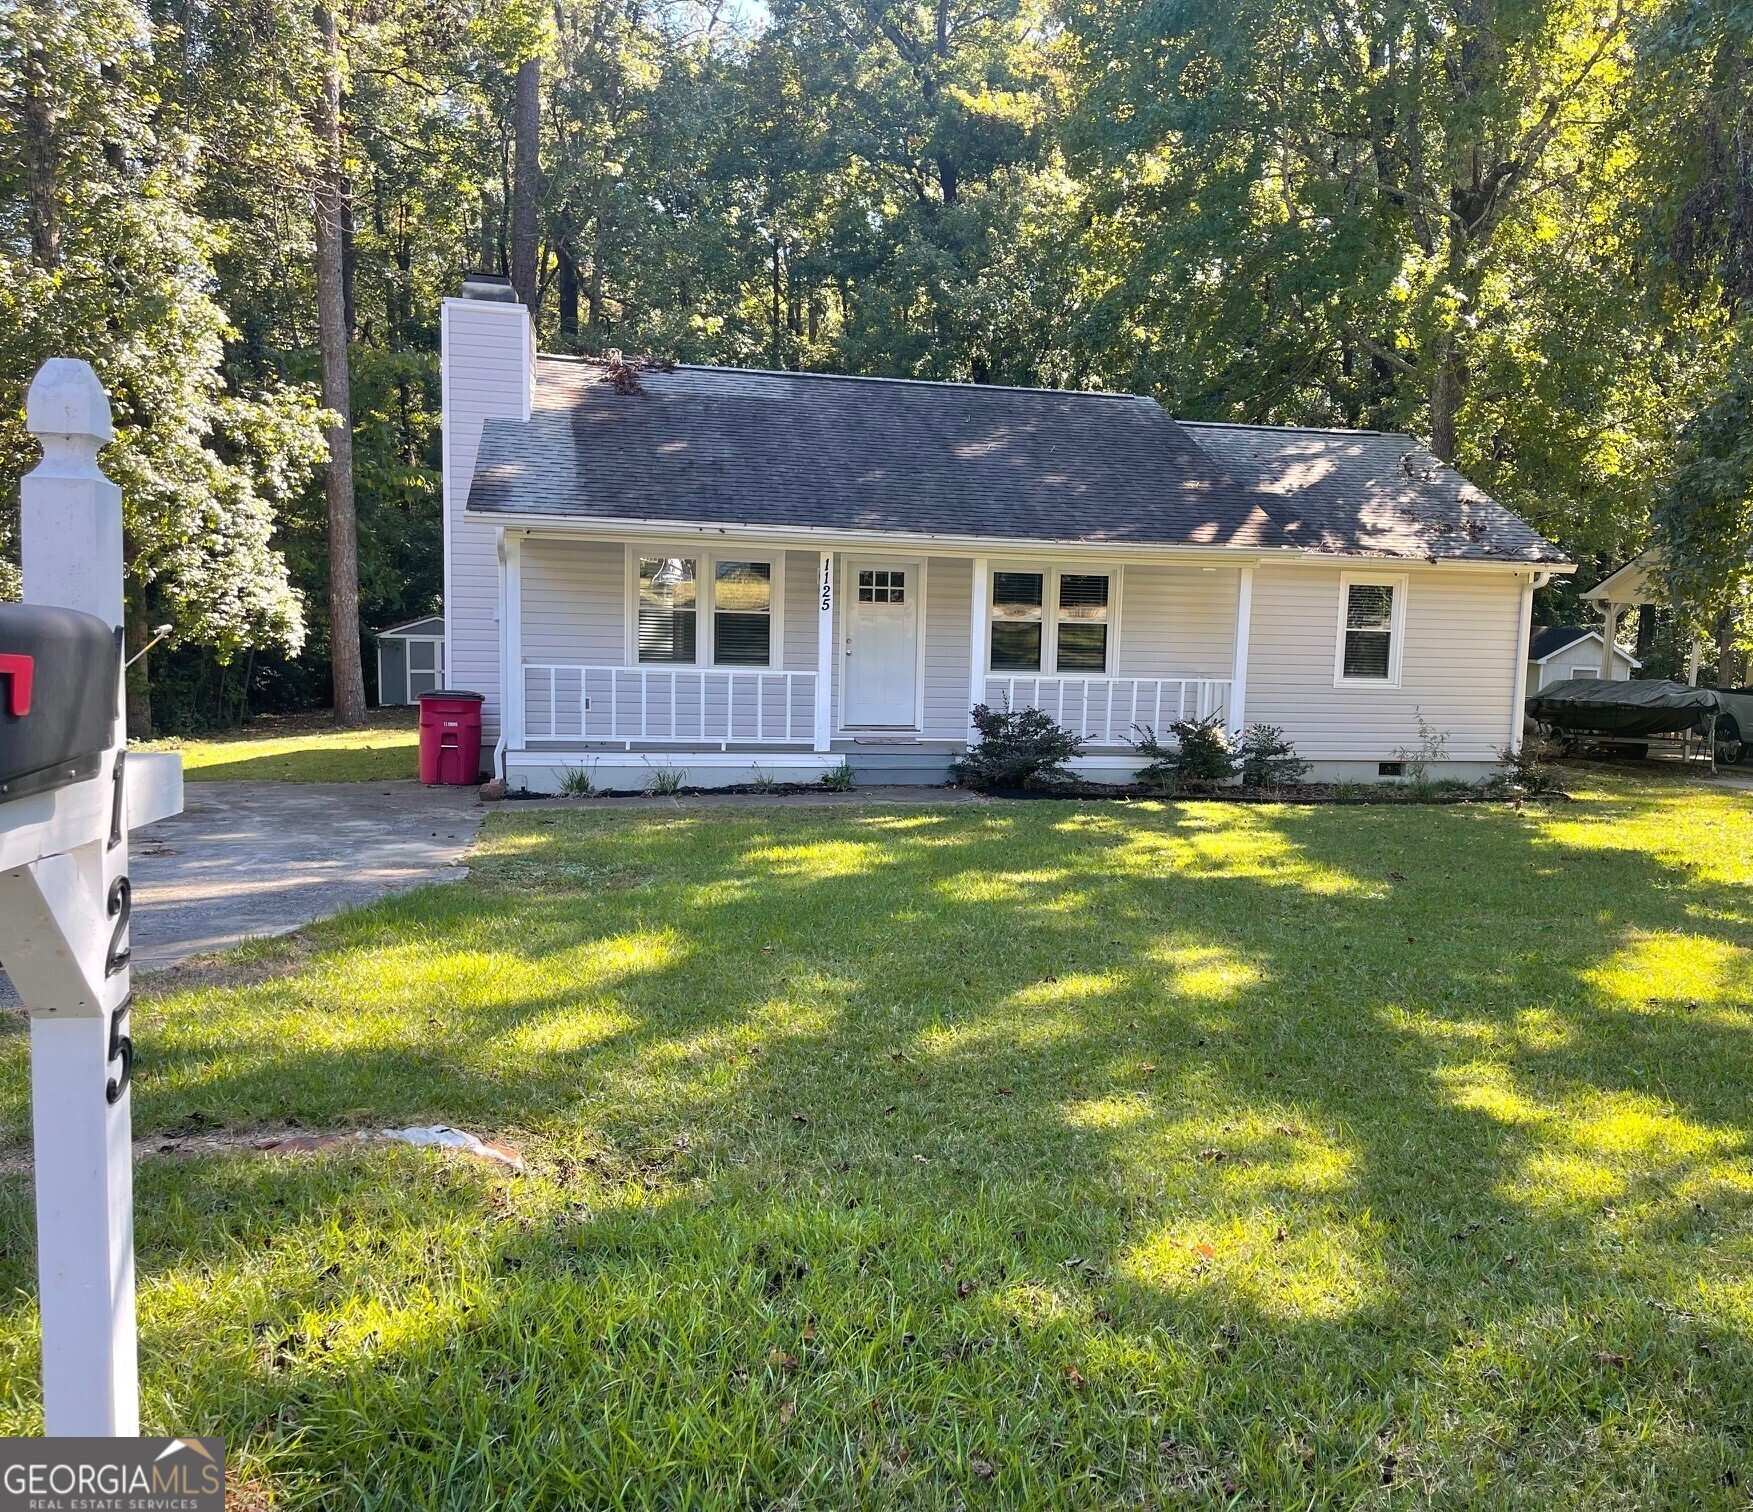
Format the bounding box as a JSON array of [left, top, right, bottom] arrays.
[[136, 711, 420, 782], [0, 771, 1748, 1506]]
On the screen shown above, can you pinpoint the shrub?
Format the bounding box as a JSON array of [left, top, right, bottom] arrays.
[[1129, 725, 1180, 791], [951, 703, 1083, 789], [1236, 724, 1309, 789], [1132, 716, 1236, 790], [1393, 709, 1449, 782], [556, 763, 597, 797], [820, 759, 856, 792], [1493, 735, 1566, 796]]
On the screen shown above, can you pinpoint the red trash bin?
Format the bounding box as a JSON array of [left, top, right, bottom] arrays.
[[418, 690, 485, 785]]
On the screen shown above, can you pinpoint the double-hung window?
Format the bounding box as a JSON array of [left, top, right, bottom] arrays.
[[1055, 574, 1110, 671], [989, 568, 1114, 674], [1335, 575, 1405, 685], [713, 560, 772, 665], [636, 552, 777, 666], [990, 572, 1045, 671], [638, 557, 697, 664]]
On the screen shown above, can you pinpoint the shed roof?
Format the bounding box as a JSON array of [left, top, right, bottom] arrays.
[[376, 614, 445, 638], [1528, 625, 1640, 666], [466, 359, 1563, 564]]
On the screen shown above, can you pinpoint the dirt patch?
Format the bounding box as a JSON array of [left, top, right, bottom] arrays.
[[138, 934, 319, 994], [0, 1120, 524, 1176]]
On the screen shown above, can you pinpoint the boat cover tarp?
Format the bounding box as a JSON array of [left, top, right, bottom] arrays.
[[1526, 678, 1721, 737]]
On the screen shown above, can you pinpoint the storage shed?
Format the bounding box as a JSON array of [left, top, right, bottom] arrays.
[[1527, 625, 1638, 691], [376, 614, 446, 706]]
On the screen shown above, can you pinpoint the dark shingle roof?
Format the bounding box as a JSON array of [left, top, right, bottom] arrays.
[[1181, 423, 1566, 564], [466, 359, 1561, 563], [468, 361, 1284, 548]]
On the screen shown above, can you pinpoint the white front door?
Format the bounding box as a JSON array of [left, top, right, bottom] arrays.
[[844, 560, 920, 728]]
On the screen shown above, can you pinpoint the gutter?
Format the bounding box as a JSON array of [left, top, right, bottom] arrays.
[[460, 508, 1570, 573]]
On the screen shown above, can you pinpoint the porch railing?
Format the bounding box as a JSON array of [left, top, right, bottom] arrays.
[[523, 664, 817, 748], [982, 676, 1232, 746]]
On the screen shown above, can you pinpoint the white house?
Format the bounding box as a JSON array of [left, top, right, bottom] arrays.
[[1526, 625, 1638, 691], [440, 274, 1573, 792]]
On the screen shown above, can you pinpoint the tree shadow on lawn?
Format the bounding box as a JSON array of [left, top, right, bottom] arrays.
[[0, 788, 1748, 1503]]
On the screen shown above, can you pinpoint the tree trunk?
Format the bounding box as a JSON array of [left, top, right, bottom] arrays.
[[558, 243, 579, 339], [312, 4, 368, 728], [1635, 604, 1656, 665], [771, 240, 783, 366], [22, 46, 58, 265], [1427, 334, 1463, 464], [340, 174, 357, 338], [510, 56, 541, 308], [1716, 609, 1738, 687], [123, 582, 152, 740]]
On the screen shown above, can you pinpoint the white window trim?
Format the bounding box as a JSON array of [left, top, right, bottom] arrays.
[[623, 545, 786, 670], [988, 563, 1119, 677], [1333, 571, 1408, 688]]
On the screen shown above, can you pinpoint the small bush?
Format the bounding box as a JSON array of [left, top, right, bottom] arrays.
[[645, 765, 687, 796], [951, 703, 1083, 790], [1393, 709, 1449, 782], [556, 763, 597, 797], [749, 766, 780, 792], [1129, 725, 1180, 791], [1493, 735, 1566, 796], [1132, 716, 1236, 791], [820, 759, 856, 792], [1236, 724, 1309, 789]]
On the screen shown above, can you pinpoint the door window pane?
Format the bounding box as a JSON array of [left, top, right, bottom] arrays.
[[857, 569, 906, 604], [409, 640, 436, 672], [714, 560, 771, 665], [638, 557, 698, 663]]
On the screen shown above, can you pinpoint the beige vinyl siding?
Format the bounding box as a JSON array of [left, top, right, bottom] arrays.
[[1246, 563, 1524, 760], [1116, 565, 1240, 678], [923, 557, 973, 738], [783, 551, 818, 672], [519, 538, 623, 662], [442, 298, 532, 744]]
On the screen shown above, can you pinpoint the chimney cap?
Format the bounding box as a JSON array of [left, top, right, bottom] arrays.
[[459, 271, 518, 304]]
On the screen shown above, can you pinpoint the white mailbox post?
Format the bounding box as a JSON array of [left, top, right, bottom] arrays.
[[0, 360, 183, 1436]]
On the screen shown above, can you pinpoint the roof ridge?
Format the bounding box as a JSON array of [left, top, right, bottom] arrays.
[[1181, 419, 1391, 438], [535, 352, 1154, 404]]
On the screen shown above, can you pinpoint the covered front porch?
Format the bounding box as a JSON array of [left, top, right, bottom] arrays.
[[492, 528, 1253, 791]]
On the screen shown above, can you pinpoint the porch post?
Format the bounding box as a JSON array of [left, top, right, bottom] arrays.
[[814, 551, 833, 752], [1598, 601, 1621, 679], [1228, 565, 1254, 735], [968, 556, 989, 741]]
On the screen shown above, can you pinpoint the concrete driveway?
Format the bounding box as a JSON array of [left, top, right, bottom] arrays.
[[126, 781, 484, 967], [1, 782, 483, 1000]]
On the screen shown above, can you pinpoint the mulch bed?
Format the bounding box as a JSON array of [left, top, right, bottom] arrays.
[[506, 780, 1566, 805], [970, 781, 1567, 804]]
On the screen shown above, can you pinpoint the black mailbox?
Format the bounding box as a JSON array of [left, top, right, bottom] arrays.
[[0, 603, 119, 801]]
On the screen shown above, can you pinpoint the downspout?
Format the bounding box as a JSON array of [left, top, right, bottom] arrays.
[[493, 527, 508, 781], [1508, 570, 1549, 753]]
